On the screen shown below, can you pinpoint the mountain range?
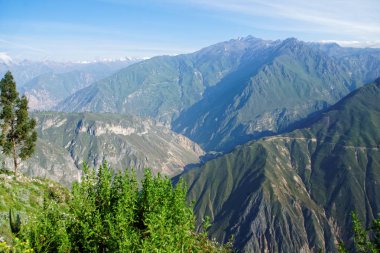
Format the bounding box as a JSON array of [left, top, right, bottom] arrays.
[[3, 112, 203, 186], [0, 58, 140, 110], [175, 78, 380, 252], [2, 36, 380, 252], [55, 37, 380, 152]]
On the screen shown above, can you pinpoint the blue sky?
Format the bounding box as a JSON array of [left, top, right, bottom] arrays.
[[0, 0, 379, 61]]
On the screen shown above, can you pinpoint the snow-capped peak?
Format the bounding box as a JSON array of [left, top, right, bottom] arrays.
[[73, 56, 143, 64]]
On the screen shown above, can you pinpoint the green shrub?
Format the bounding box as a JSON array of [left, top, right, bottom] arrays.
[[21, 162, 231, 252], [0, 237, 34, 253], [339, 212, 380, 253]]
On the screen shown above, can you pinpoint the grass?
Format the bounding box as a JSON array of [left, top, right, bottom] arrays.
[[0, 169, 69, 242]]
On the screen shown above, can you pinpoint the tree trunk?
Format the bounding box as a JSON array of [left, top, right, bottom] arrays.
[[12, 139, 17, 176]]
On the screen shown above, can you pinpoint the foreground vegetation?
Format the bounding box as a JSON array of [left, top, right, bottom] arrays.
[[0, 169, 69, 242], [1, 163, 231, 252], [339, 213, 380, 253], [0, 71, 37, 175]]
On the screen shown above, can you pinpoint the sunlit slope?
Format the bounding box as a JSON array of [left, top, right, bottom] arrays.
[[57, 37, 380, 152], [8, 112, 204, 185]]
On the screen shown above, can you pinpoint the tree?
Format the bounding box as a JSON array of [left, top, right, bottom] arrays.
[[0, 71, 37, 175]]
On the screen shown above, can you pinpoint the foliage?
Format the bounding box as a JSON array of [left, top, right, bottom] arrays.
[[339, 212, 380, 253], [0, 237, 34, 253], [22, 162, 231, 252], [9, 209, 21, 235], [0, 170, 69, 242], [0, 71, 37, 174]]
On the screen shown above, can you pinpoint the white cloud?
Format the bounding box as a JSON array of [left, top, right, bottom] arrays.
[[320, 40, 380, 48], [184, 0, 380, 40], [0, 52, 13, 65], [0, 38, 48, 54]]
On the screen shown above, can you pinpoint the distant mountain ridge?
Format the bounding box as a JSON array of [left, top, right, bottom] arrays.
[[0, 58, 141, 110], [175, 78, 380, 252], [21, 70, 99, 110], [56, 36, 380, 152], [57, 36, 272, 122], [4, 112, 204, 185], [173, 38, 358, 151], [0, 58, 140, 87]]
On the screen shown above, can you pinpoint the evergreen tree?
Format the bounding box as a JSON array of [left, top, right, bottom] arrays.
[[9, 208, 21, 236], [0, 71, 37, 175]]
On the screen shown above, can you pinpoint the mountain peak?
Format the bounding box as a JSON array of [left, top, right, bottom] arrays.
[[237, 35, 261, 41], [277, 37, 313, 54], [224, 35, 265, 46], [283, 37, 300, 44], [280, 37, 309, 49]]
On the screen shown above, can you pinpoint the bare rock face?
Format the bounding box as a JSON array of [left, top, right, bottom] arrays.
[[3, 139, 81, 186], [24, 89, 57, 110], [5, 112, 204, 186], [20, 71, 99, 111]]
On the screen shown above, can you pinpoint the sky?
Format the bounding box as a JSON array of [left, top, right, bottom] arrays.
[[0, 0, 379, 62]]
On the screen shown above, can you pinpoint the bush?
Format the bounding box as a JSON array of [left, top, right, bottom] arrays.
[[339, 212, 380, 253], [0, 237, 34, 253], [21, 162, 231, 252]]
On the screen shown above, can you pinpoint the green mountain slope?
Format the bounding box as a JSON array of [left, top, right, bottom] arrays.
[[56, 37, 380, 152], [56, 36, 271, 123], [0, 171, 69, 242], [311, 42, 380, 84], [173, 38, 362, 151], [3, 112, 204, 185], [175, 78, 380, 252]]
